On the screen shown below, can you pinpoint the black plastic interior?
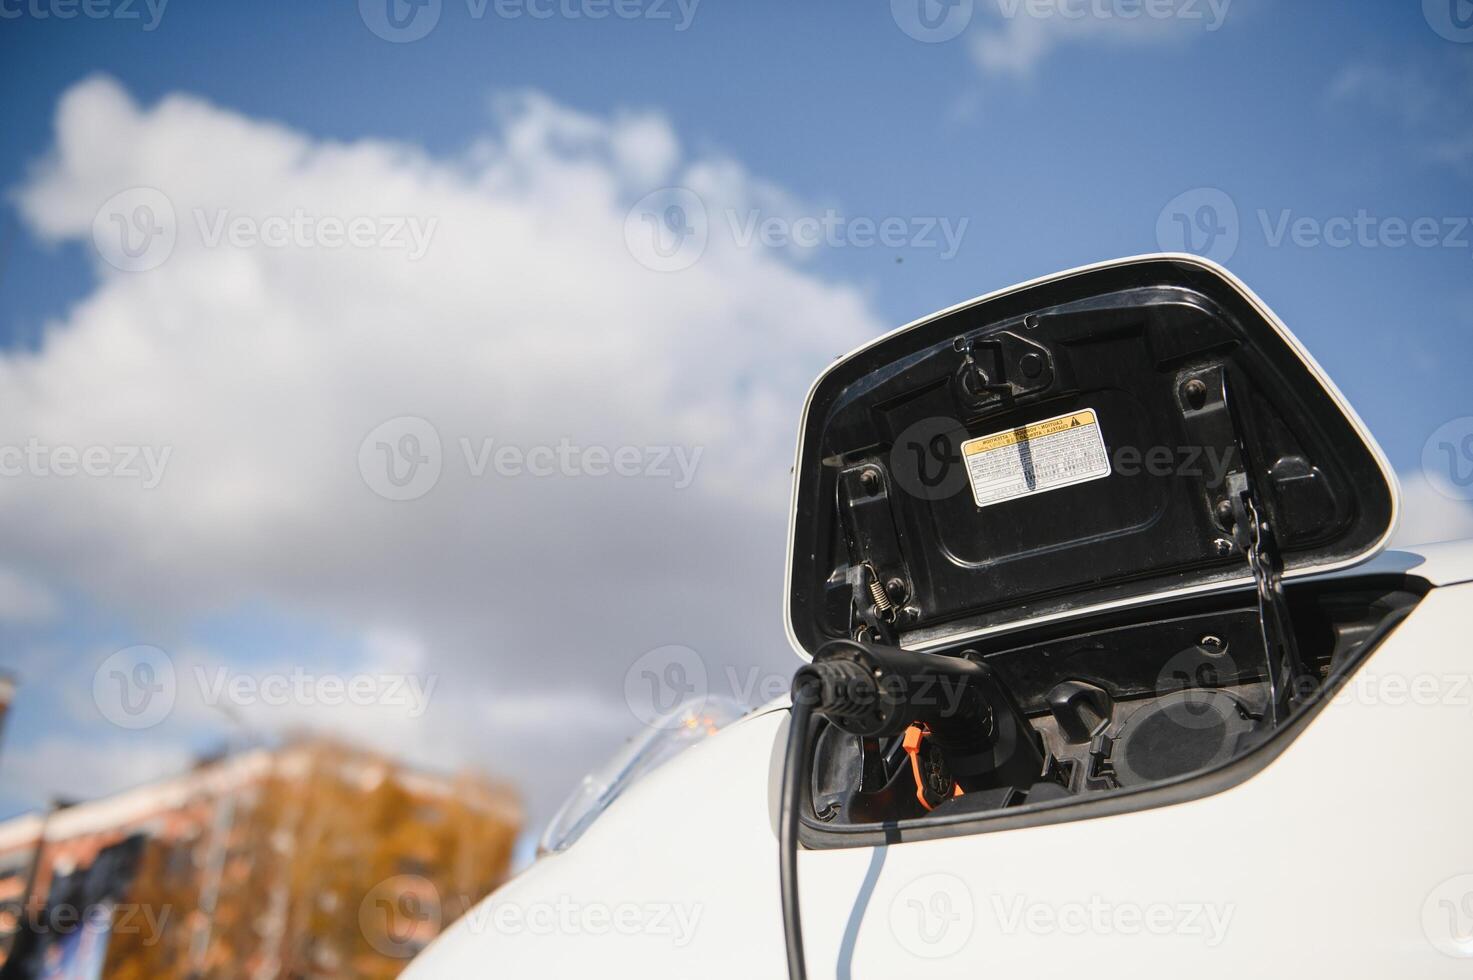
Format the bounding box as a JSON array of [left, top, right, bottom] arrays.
[[788, 258, 1395, 655], [799, 575, 1422, 847]]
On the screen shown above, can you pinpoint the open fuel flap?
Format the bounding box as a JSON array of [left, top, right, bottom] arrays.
[[781, 255, 1408, 845]]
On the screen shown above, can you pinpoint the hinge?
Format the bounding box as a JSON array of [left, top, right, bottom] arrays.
[[1214, 370, 1310, 725], [836, 463, 913, 644], [1225, 472, 1306, 724], [951, 331, 1056, 413]]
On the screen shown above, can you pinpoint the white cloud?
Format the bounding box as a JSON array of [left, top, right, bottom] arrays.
[[5, 76, 885, 820], [1, 736, 193, 808], [1327, 56, 1473, 174], [0, 566, 60, 623], [968, 0, 1233, 78], [1391, 471, 1473, 549]]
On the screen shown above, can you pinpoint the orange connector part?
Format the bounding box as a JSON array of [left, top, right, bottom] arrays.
[[901, 723, 964, 811]]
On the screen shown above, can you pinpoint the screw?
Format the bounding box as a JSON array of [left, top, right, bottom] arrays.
[[1183, 378, 1207, 410], [885, 578, 906, 601], [860, 469, 880, 492], [1214, 538, 1235, 555], [961, 365, 991, 398]]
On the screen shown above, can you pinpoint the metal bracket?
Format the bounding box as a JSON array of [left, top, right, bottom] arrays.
[[951, 331, 1056, 412], [1225, 473, 1305, 723], [837, 463, 913, 643], [1216, 372, 1309, 725]]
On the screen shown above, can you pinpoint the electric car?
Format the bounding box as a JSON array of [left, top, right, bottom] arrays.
[[402, 255, 1473, 977]]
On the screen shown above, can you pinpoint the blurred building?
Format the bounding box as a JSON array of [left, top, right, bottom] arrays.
[[0, 673, 13, 756], [0, 738, 521, 979]]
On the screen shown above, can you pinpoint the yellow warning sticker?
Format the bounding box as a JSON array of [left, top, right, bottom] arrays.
[[960, 408, 1110, 508]]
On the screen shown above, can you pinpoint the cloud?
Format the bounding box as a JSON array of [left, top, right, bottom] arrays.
[[1327, 54, 1473, 175], [1391, 471, 1473, 549], [0, 566, 60, 623], [2, 736, 193, 808], [5, 76, 886, 820], [967, 0, 1233, 78]]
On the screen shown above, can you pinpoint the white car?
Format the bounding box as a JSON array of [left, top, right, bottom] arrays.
[[405, 255, 1473, 977]]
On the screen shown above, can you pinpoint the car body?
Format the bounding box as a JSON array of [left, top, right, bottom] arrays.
[[405, 256, 1473, 977]]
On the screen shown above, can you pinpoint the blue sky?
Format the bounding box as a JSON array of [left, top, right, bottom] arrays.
[[5, 1, 1472, 464], [1, 0, 1471, 829]]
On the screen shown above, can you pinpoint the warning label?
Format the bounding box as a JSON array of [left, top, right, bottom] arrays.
[[960, 408, 1111, 508]]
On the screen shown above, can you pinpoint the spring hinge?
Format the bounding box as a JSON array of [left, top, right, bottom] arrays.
[[1215, 371, 1309, 725], [836, 463, 913, 644]]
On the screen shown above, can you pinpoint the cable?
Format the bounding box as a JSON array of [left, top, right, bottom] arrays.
[[780, 643, 991, 978], [780, 676, 821, 980]]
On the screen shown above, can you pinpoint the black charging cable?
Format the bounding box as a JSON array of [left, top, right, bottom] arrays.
[[780, 640, 1005, 979], [779, 674, 822, 980], [780, 653, 905, 979]]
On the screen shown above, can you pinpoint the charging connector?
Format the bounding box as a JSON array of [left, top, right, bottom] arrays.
[[779, 640, 1051, 979]]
